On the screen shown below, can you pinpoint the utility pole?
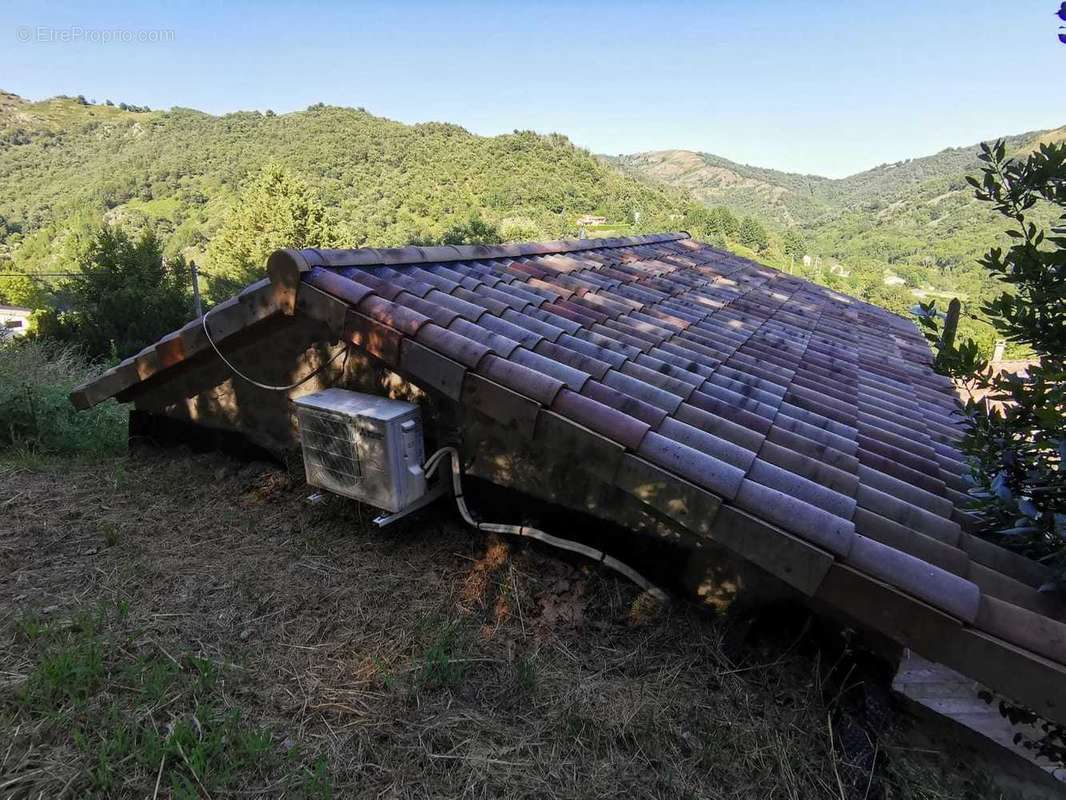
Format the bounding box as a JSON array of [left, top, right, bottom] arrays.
[[941, 298, 961, 350], [190, 261, 203, 318]]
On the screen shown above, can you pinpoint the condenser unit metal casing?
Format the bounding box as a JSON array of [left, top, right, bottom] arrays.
[[294, 389, 427, 514]]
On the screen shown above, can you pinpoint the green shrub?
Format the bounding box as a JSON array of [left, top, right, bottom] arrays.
[[920, 139, 1065, 574], [0, 338, 126, 455]]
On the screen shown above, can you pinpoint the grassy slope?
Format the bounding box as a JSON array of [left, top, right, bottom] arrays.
[[0, 91, 687, 276], [0, 448, 1002, 798]]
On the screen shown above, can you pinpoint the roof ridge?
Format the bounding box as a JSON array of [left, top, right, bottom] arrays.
[[272, 232, 690, 274]]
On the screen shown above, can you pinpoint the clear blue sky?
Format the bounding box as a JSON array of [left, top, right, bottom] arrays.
[[2, 0, 1063, 178]]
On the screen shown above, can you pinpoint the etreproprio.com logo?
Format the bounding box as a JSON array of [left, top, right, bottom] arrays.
[[16, 25, 176, 44]]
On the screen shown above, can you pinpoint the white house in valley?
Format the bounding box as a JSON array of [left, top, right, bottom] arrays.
[[0, 305, 31, 339]]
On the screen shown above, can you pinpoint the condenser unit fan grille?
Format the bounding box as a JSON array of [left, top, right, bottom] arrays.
[[299, 409, 362, 490]]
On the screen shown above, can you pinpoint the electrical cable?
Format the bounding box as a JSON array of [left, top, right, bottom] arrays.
[[201, 306, 350, 392], [423, 446, 668, 602]]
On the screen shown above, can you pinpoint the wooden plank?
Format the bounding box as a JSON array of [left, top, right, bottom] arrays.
[[706, 505, 833, 596], [460, 372, 540, 437], [614, 453, 721, 536], [893, 652, 1066, 789], [816, 564, 1066, 728], [938, 629, 1066, 728], [533, 410, 625, 484], [400, 339, 467, 401], [815, 564, 963, 657], [69, 281, 281, 410], [69, 357, 138, 410]]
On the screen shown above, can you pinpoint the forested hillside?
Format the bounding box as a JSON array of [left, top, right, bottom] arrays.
[[3, 89, 1059, 359], [608, 126, 1066, 335], [607, 128, 1065, 227], [0, 91, 686, 291]]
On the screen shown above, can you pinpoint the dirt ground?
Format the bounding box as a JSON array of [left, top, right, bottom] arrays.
[[0, 447, 1009, 798]]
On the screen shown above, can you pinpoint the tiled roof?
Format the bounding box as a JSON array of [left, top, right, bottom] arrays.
[[73, 232, 1066, 722]]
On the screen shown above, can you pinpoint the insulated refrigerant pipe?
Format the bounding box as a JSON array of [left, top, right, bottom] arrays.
[[423, 446, 668, 602]]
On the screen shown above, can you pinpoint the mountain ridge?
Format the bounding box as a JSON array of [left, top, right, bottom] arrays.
[[605, 124, 1066, 227]]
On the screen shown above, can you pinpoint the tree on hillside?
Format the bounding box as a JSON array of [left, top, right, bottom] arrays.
[[0, 262, 37, 309], [919, 139, 1066, 581], [782, 229, 806, 260], [36, 226, 193, 360], [437, 214, 501, 246], [498, 217, 544, 242], [737, 216, 770, 253], [208, 164, 336, 295], [709, 206, 739, 240]]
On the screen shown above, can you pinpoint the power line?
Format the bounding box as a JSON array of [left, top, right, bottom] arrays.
[[0, 273, 80, 279]]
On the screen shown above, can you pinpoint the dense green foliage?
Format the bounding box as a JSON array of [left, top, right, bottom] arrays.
[[207, 163, 337, 293], [36, 226, 194, 360], [921, 139, 1066, 577], [737, 216, 770, 252], [0, 90, 688, 301], [0, 338, 126, 454]]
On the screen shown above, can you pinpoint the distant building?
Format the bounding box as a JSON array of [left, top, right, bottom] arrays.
[[0, 305, 31, 338], [576, 214, 607, 227], [957, 347, 1039, 410]]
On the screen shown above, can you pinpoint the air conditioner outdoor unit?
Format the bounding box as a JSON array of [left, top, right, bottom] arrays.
[[294, 389, 435, 521]]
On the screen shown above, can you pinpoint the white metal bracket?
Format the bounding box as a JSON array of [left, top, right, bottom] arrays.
[[372, 479, 449, 528]]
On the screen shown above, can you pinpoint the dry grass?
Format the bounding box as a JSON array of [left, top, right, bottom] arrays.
[[0, 447, 1005, 798]]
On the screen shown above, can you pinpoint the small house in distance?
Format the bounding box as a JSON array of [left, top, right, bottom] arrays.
[[0, 304, 31, 338], [576, 214, 607, 227], [71, 232, 1066, 729]]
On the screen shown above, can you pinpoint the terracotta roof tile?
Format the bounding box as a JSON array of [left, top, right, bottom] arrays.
[[475, 353, 564, 407], [604, 369, 685, 413], [581, 380, 669, 428], [510, 346, 590, 391], [748, 458, 858, 519], [757, 439, 859, 497], [733, 478, 854, 556], [414, 323, 491, 369], [424, 288, 487, 322], [638, 431, 746, 500], [533, 339, 612, 380], [556, 332, 630, 369], [657, 416, 758, 471], [844, 535, 980, 622], [450, 285, 511, 317], [527, 306, 583, 336], [447, 317, 522, 358], [357, 294, 432, 337], [551, 388, 650, 450]]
